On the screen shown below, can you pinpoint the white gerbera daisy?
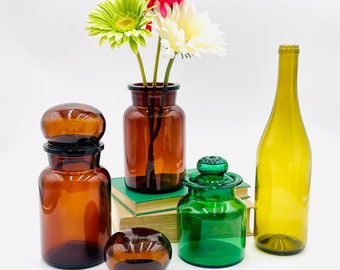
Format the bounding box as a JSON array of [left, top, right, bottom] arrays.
[[152, 0, 226, 59]]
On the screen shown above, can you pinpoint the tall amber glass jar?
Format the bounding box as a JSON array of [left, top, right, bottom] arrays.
[[254, 45, 312, 255], [39, 103, 111, 268], [124, 83, 186, 194]]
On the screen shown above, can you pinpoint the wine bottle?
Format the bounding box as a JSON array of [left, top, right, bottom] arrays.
[[254, 45, 312, 255]]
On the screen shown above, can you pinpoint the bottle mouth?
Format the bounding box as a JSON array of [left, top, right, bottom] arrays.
[[128, 82, 180, 91], [279, 45, 299, 54], [43, 141, 104, 156]]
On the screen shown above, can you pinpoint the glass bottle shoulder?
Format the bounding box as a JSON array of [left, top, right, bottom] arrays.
[[177, 191, 246, 214], [39, 166, 110, 183], [124, 104, 185, 115]]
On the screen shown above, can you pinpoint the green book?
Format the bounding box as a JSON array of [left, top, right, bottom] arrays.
[[111, 169, 251, 216], [111, 176, 188, 216]]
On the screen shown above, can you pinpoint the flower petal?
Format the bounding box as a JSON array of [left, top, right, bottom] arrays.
[[152, 0, 226, 58], [87, 0, 153, 50]]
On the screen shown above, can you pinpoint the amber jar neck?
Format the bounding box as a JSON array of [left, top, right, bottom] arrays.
[[44, 142, 103, 171], [128, 83, 180, 107]]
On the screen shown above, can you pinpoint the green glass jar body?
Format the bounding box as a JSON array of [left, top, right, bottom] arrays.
[[177, 156, 246, 267]]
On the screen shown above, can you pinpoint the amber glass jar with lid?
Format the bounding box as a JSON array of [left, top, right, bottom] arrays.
[[39, 103, 111, 269], [177, 156, 246, 267]]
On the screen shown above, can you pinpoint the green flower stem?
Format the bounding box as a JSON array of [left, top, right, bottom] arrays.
[[146, 100, 156, 187], [152, 36, 162, 87], [136, 51, 147, 87], [153, 56, 176, 147], [163, 56, 176, 87], [148, 55, 176, 143]]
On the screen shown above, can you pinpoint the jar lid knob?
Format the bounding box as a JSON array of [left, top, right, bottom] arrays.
[[197, 156, 228, 176]]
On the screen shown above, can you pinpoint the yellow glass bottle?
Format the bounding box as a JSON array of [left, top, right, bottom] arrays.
[[254, 45, 312, 255]]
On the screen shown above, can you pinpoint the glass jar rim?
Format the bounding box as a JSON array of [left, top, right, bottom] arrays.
[[128, 82, 180, 91], [43, 141, 104, 156], [184, 171, 243, 190]]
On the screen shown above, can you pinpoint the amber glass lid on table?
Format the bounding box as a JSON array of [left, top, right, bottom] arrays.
[[104, 227, 172, 270]]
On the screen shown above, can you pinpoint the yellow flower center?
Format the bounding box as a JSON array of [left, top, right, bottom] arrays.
[[114, 16, 137, 32]]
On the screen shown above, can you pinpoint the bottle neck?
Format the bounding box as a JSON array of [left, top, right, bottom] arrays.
[[128, 83, 180, 107], [47, 152, 100, 171], [131, 89, 177, 107], [274, 46, 299, 108]]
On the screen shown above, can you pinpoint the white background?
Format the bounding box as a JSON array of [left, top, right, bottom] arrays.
[[1, 0, 339, 269]]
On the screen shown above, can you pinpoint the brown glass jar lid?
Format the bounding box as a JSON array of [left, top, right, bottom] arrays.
[[41, 103, 106, 145]]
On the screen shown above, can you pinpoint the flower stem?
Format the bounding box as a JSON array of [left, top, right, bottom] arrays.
[[152, 56, 176, 146], [136, 51, 147, 87], [152, 36, 162, 87], [146, 97, 156, 188], [163, 56, 176, 87]]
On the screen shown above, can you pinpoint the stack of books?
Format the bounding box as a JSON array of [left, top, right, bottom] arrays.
[[111, 171, 254, 243]]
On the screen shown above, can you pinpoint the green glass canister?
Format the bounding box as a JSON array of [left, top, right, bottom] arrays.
[[177, 156, 246, 267]]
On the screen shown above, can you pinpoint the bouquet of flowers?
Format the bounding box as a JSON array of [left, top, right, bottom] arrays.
[[86, 0, 226, 86], [86, 0, 226, 191]]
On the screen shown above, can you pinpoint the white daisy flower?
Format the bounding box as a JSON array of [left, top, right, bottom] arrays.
[[152, 0, 226, 59]]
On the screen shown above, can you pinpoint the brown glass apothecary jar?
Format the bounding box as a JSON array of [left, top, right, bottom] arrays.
[[39, 103, 111, 268], [123, 83, 186, 194]]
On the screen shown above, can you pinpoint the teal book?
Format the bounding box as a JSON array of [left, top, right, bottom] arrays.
[[111, 169, 251, 216], [111, 176, 188, 216]]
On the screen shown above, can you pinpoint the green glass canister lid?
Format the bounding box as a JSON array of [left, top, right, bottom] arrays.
[[185, 155, 243, 189]]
